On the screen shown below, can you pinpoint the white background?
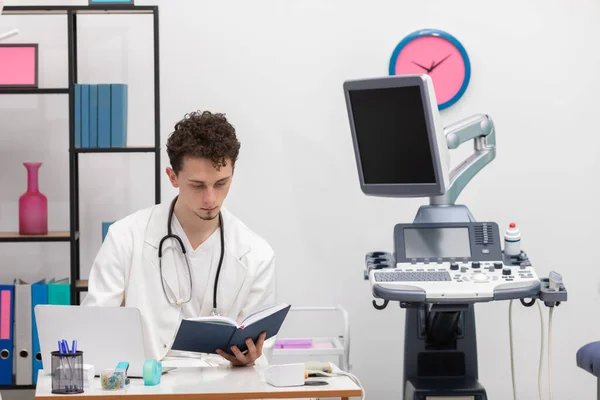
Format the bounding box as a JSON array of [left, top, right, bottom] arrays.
[[1, 0, 599, 398]]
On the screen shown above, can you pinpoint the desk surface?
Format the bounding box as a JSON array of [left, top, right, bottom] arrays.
[[34, 362, 362, 399]]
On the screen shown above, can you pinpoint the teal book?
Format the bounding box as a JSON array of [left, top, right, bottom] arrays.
[[74, 84, 81, 148], [102, 221, 114, 242], [97, 84, 111, 148], [89, 84, 98, 148], [81, 84, 90, 148], [110, 84, 128, 147]]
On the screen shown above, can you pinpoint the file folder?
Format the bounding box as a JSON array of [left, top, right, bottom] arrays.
[[81, 84, 90, 148], [97, 84, 111, 148], [48, 281, 70, 305], [14, 281, 32, 385], [110, 83, 128, 147], [31, 282, 47, 384], [0, 284, 14, 385], [89, 84, 98, 148], [74, 84, 81, 148]]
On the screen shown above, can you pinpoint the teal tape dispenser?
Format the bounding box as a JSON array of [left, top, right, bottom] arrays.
[[143, 359, 162, 386], [115, 362, 130, 385]]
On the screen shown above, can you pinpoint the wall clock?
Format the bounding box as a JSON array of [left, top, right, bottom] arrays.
[[389, 29, 471, 110]]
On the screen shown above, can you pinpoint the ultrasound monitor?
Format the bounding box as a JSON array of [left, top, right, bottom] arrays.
[[343, 74, 450, 198]]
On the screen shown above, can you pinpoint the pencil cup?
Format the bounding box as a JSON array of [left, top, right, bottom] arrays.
[[51, 350, 84, 394]]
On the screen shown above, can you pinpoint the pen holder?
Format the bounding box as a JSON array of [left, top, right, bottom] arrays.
[[51, 350, 84, 394]]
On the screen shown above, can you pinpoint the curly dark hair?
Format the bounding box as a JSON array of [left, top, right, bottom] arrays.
[[166, 110, 240, 174]]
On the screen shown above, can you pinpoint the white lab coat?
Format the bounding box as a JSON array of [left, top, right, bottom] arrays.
[[81, 200, 277, 364]]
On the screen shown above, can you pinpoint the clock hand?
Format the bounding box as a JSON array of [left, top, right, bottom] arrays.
[[430, 54, 452, 71], [411, 61, 432, 72]]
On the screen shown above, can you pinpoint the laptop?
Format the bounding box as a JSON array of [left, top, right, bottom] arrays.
[[35, 305, 172, 378]]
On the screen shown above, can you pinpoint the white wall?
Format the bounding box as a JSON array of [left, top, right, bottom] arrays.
[[1, 0, 599, 398]]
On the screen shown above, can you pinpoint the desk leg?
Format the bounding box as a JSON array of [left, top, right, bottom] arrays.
[[341, 397, 349, 400]]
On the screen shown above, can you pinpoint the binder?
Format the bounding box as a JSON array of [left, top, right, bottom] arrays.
[[102, 221, 114, 243], [74, 84, 81, 148], [110, 83, 128, 147], [14, 280, 32, 385], [81, 84, 90, 148], [0, 284, 14, 385], [48, 281, 70, 305], [97, 84, 111, 148], [89, 84, 98, 148], [31, 282, 48, 384]]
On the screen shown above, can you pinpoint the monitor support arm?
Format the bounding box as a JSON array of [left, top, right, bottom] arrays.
[[430, 114, 496, 206]]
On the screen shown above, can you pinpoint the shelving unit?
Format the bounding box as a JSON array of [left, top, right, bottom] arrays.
[[271, 306, 351, 372], [0, 4, 160, 391], [0, 4, 161, 305], [0, 4, 161, 388]]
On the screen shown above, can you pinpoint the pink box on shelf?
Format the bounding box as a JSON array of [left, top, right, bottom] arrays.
[[274, 339, 313, 349], [0, 43, 38, 88]]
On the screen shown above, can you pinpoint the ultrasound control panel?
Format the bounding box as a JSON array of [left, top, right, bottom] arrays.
[[364, 222, 541, 303]]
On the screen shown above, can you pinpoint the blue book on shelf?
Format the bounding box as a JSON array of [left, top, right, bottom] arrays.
[[89, 84, 98, 148], [110, 84, 128, 148], [98, 84, 111, 148], [81, 84, 90, 148], [74, 84, 81, 148], [102, 221, 114, 242]]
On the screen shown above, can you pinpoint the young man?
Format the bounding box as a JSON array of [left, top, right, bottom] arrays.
[[82, 111, 276, 367]]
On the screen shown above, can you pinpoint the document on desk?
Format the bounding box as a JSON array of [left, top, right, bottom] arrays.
[[171, 303, 291, 355]]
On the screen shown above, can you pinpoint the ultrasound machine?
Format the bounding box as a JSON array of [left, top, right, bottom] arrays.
[[342, 74, 568, 399]]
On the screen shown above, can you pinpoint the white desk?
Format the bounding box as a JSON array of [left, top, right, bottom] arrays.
[[34, 362, 362, 400]]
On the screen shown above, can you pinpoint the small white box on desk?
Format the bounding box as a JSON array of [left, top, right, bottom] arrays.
[[264, 363, 306, 387], [83, 364, 95, 389]]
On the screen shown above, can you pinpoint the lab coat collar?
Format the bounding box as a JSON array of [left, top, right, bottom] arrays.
[[143, 197, 251, 259]]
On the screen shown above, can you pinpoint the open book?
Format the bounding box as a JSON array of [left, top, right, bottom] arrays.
[[171, 303, 291, 355]]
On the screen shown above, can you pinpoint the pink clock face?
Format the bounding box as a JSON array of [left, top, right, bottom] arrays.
[[392, 35, 466, 105]]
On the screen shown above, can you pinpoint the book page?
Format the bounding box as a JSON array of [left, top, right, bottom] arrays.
[[240, 303, 290, 328], [185, 315, 238, 327]]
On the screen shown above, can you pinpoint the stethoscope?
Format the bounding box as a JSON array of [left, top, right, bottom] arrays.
[[158, 195, 225, 316]]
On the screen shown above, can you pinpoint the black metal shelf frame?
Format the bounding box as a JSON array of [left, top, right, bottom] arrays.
[[66, 5, 161, 304]]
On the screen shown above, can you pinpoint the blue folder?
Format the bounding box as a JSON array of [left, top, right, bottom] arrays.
[[171, 304, 290, 355], [0, 284, 15, 385], [97, 84, 111, 148], [31, 282, 47, 384], [110, 84, 128, 147], [102, 221, 114, 242], [81, 84, 90, 148], [89, 84, 98, 148], [74, 84, 81, 148]]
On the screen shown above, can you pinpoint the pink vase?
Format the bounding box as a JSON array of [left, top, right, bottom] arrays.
[[19, 162, 48, 235]]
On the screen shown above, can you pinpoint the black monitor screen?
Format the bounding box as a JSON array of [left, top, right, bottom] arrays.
[[348, 86, 436, 184]]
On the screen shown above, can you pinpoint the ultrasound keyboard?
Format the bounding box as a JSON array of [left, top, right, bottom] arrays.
[[368, 260, 540, 303]]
